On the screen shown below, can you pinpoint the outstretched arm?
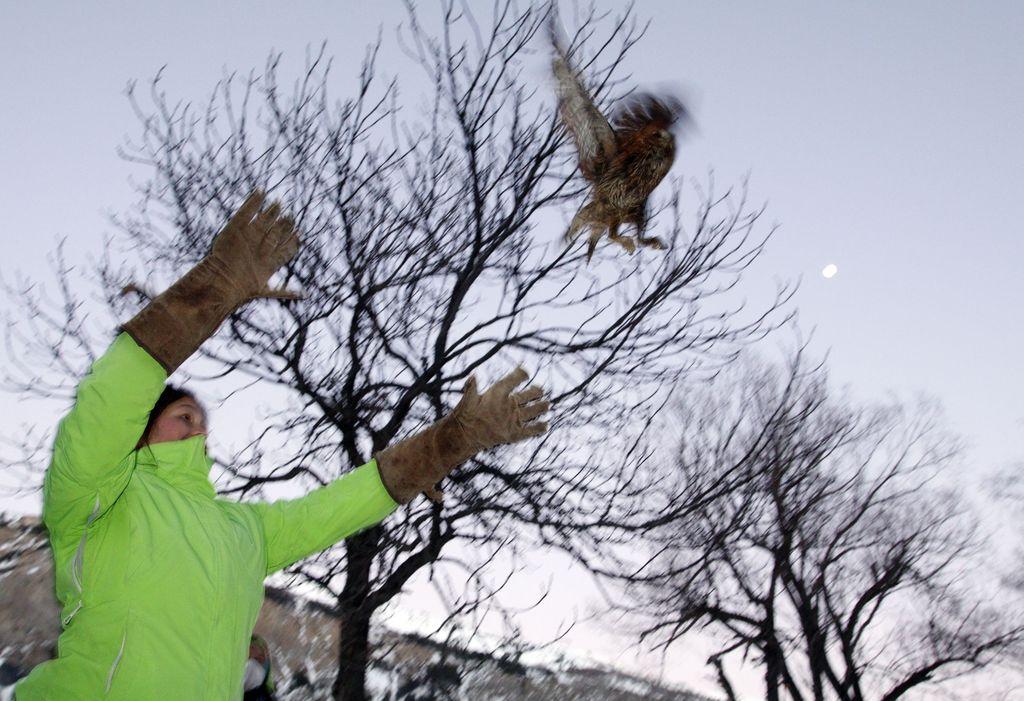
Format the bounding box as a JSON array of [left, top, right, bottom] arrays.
[[374, 367, 549, 504], [250, 461, 398, 575], [250, 367, 550, 574]]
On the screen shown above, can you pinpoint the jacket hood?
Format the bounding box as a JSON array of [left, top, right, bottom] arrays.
[[134, 434, 216, 499]]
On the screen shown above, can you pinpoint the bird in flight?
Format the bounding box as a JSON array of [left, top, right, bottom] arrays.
[[550, 11, 688, 262]]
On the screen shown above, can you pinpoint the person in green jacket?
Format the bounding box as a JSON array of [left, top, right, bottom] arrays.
[[14, 192, 550, 700]]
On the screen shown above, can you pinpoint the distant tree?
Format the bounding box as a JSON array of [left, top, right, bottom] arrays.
[[991, 460, 1024, 594], [1, 2, 788, 699], [620, 350, 1024, 700]]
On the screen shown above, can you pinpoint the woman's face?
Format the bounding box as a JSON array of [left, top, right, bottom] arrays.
[[145, 397, 208, 446]]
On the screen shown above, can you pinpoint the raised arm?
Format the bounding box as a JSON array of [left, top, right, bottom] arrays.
[[43, 333, 167, 535], [122, 190, 299, 372], [44, 191, 299, 539]]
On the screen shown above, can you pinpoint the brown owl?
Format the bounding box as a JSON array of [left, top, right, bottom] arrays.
[[551, 19, 687, 262]]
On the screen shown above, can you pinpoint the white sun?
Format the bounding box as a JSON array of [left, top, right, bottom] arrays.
[[822, 263, 838, 279]]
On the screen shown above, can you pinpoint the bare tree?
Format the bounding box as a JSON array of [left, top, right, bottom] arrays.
[[2, 3, 789, 699], [990, 461, 1024, 597], [620, 349, 1023, 700]]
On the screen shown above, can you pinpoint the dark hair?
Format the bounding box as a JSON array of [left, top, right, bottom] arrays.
[[140, 385, 200, 445]]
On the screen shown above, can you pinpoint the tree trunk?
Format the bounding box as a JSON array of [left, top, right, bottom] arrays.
[[334, 608, 372, 701], [332, 527, 380, 701], [764, 646, 781, 701]]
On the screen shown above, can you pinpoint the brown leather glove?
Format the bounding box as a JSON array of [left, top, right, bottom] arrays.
[[375, 367, 550, 504], [123, 191, 300, 372]]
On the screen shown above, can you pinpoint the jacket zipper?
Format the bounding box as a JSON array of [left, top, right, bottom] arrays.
[[105, 630, 127, 693], [63, 495, 102, 626]]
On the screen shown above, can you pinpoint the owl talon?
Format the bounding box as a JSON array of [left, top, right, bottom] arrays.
[[638, 236, 665, 251], [585, 233, 601, 263]]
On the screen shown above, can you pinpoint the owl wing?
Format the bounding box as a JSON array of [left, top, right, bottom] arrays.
[[550, 20, 616, 182]]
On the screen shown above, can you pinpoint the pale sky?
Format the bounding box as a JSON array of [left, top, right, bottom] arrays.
[[2, 1, 1022, 698]]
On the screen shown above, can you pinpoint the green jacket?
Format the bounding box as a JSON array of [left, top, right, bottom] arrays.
[[15, 333, 398, 700]]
